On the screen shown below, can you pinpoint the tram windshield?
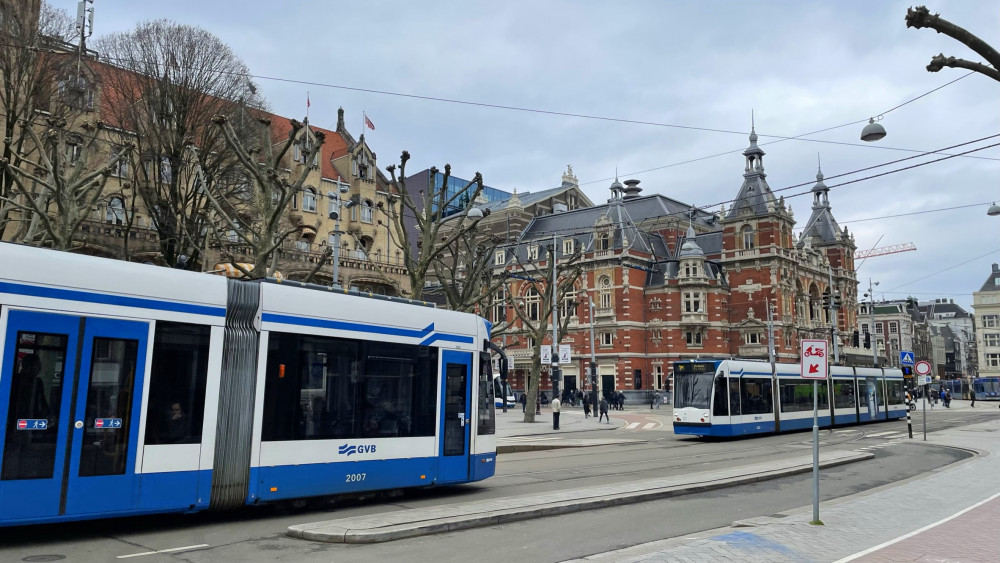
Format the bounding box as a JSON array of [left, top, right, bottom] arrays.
[[674, 366, 715, 409]]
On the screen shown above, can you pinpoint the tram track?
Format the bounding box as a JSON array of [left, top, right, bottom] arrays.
[[493, 412, 998, 490]]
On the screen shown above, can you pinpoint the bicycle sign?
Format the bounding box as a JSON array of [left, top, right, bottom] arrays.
[[800, 339, 828, 380]]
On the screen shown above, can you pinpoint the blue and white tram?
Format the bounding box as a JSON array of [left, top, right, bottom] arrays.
[[673, 359, 907, 437], [0, 243, 500, 526]]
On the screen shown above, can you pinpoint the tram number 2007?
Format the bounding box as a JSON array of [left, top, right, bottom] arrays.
[[345, 473, 367, 483]]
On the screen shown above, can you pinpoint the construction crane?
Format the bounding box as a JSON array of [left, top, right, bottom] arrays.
[[854, 242, 916, 259]]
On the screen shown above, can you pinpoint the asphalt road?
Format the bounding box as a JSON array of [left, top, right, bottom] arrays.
[[0, 409, 989, 563]]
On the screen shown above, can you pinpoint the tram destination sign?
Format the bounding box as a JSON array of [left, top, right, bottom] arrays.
[[800, 339, 829, 380]]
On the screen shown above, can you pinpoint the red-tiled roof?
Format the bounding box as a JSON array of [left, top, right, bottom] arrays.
[[75, 56, 353, 178]]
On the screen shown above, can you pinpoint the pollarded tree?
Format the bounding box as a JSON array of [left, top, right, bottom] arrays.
[[199, 115, 322, 279], [383, 153, 492, 301], [95, 19, 266, 270], [504, 242, 583, 423], [0, 117, 130, 250], [0, 1, 76, 238], [906, 6, 1000, 83]]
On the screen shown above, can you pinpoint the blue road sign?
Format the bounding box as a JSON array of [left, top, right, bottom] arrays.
[[900, 351, 915, 365]]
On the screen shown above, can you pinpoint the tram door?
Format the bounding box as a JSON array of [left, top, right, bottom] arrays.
[[865, 377, 879, 420], [0, 310, 148, 522], [439, 351, 472, 483]]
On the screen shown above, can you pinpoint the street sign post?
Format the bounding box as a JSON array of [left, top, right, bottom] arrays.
[[914, 360, 932, 442], [799, 338, 828, 524], [800, 339, 829, 380]]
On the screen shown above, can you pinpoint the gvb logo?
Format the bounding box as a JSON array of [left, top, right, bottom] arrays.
[[338, 444, 376, 456]]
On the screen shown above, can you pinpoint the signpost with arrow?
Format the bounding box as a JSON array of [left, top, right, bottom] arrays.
[[800, 338, 828, 525]]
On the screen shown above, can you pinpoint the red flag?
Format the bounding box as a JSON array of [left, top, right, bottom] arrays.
[[364, 113, 375, 130]]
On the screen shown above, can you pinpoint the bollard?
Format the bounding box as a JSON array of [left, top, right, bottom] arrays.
[[907, 408, 913, 439]]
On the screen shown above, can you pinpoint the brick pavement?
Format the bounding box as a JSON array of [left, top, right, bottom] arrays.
[[571, 414, 1000, 563]]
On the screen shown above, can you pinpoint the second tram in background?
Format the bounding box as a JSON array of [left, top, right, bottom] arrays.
[[673, 359, 907, 437]]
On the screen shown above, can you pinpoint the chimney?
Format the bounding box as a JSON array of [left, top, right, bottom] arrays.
[[622, 179, 642, 200], [993, 263, 999, 272]]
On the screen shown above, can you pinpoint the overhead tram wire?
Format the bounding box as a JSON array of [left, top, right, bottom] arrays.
[[12, 40, 990, 168], [520, 138, 1000, 242]]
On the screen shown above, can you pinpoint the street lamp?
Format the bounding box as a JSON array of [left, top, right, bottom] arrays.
[[585, 294, 598, 414], [987, 202, 1000, 216], [863, 279, 880, 367], [860, 117, 887, 142], [328, 181, 353, 288]]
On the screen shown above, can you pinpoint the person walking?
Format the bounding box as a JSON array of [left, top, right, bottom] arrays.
[[598, 397, 610, 423], [654, 391, 661, 409], [550, 395, 561, 430], [519, 392, 527, 413], [582, 394, 591, 418], [970, 388, 976, 407]]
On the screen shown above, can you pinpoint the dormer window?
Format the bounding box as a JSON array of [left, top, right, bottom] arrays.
[[562, 239, 574, 255], [741, 225, 755, 250]]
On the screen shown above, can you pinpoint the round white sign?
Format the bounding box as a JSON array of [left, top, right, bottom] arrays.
[[914, 360, 932, 376]]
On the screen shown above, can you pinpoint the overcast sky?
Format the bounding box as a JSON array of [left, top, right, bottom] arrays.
[[86, 0, 999, 311]]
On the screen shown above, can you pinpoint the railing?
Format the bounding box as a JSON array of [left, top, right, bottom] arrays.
[[594, 307, 615, 318], [78, 219, 161, 256], [680, 311, 709, 324]]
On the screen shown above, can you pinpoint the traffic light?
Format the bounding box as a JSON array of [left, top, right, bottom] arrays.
[[589, 361, 597, 386], [901, 366, 913, 377]]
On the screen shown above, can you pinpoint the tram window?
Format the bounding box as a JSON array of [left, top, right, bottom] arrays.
[[262, 332, 438, 441], [886, 381, 905, 404], [2, 332, 68, 481], [779, 380, 828, 413], [739, 378, 772, 415], [477, 353, 495, 435], [833, 382, 856, 408], [144, 322, 210, 445], [79, 337, 139, 477], [712, 376, 728, 416]]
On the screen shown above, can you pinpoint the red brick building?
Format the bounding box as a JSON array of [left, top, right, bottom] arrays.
[[494, 128, 859, 400]]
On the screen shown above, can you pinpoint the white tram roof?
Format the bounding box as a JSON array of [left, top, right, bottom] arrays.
[[0, 243, 228, 322]]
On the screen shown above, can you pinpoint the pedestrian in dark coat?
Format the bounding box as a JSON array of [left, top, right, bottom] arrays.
[[519, 393, 527, 413], [598, 398, 610, 423], [582, 395, 591, 418], [970, 388, 976, 407]]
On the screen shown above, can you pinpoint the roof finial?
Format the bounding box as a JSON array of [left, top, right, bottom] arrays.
[[749, 110, 758, 143], [816, 153, 824, 181]]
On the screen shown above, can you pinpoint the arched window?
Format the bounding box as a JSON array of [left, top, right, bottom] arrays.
[[599, 276, 612, 309], [361, 199, 374, 223], [741, 225, 755, 250], [105, 196, 126, 225], [598, 233, 610, 251], [302, 188, 317, 213], [525, 287, 540, 321]]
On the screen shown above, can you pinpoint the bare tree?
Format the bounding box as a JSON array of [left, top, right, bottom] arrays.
[[504, 243, 583, 423], [0, 117, 130, 250], [201, 115, 322, 279], [430, 223, 508, 314], [906, 6, 1000, 83], [383, 153, 491, 300], [0, 1, 76, 238], [95, 20, 266, 270]]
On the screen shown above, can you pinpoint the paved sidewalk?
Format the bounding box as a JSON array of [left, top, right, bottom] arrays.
[[569, 414, 1000, 563]]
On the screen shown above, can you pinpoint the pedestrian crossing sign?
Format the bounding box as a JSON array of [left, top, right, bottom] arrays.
[[899, 351, 914, 366]]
